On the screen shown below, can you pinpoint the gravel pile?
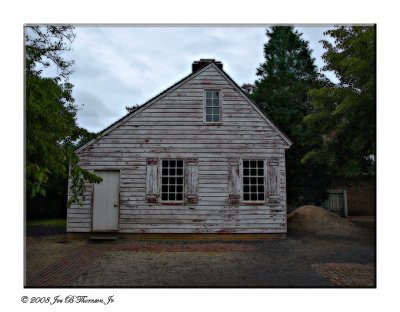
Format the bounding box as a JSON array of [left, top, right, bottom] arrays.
[[287, 205, 368, 237]]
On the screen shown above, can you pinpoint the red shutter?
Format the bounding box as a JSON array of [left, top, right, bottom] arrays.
[[185, 158, 199, 204], [228, 159, 241, 204], [145, 158, 159, 203], [266, 158, 280, 204]]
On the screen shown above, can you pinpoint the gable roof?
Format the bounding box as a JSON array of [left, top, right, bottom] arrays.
[[76, 61, 292, 153]]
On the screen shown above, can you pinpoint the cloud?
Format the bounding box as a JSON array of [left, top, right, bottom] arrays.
[[74, 90, 119, 131], [69, 26, 336, 133]]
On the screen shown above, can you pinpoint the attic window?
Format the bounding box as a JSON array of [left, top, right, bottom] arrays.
[[204, 90, 221, 123]]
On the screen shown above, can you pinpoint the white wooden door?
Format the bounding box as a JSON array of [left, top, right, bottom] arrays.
[[92, 171, 120, 231]]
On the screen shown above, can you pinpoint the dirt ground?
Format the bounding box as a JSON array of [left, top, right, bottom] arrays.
[[72, 237, 374, 287], [26, 207, 375, 287], [26, 227, 375, 287]]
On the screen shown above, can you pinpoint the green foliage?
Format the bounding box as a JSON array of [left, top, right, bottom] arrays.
[[68, 152, 102, 206], [251, 26, 331, 206], [303, 26, 376, 179], [25, 25, 102, 209], [27, 219, 66, 228]]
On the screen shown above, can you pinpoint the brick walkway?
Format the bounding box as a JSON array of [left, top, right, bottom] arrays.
[[26, 242, 255, 287], [26, 244, 111, 287], [311, 263, 375, 287]]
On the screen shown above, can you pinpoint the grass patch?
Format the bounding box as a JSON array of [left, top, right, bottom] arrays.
[[27, 219, 66, 228]]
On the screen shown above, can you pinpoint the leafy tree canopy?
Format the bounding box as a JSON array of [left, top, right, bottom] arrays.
[[25, 25, 101, 204], [303, 26, 376, 179], [250, 26, 331, 206], [252, 26, 328, 135]]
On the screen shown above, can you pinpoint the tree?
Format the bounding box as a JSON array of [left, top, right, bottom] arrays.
[[302, 26, 376, 180], [250, 26, 331, 206], [240, 83, 256, 96], [25, 25, 101, 211]]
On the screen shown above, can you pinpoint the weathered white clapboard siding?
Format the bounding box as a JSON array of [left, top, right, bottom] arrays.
[[67, 63, 290, 233]]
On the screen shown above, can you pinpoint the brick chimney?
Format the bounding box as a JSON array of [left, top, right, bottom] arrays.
[[192, 59, 223, 73]]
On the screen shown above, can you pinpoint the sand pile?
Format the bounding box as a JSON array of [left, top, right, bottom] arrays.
[[287, 205, 367, 237]]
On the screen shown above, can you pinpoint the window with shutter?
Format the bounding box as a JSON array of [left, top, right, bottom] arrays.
[[184, 158, 199, 204], [145, 158, 159, 203], [266, 158, 280, 204], [228, 159, 240, 204]]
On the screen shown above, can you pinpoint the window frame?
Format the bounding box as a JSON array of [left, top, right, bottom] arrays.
[[240, 159, 266, 204], [203, 89, 223, 124], [159, 159, 185, 204]]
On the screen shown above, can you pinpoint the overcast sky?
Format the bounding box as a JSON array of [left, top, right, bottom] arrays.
[[62, 26, 336, 133]]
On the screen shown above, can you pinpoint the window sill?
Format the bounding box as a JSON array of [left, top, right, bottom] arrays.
[[160, 202, 184, 205], [203, 122, 223, 126], [242, 201, 266, 206]]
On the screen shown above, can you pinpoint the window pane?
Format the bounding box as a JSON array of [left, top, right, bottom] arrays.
[[212, 107, 220, 115], [206, 115, 213, 122], [206, 107, 213, 115], [242, 159, 266, 202], [212, 114, 220, 122], [212, 99, 219, 106], [161, 159, 184, 202], [206, 98, 213, 106], [206, 91, 213, 98], [214, 91, 219, 97]]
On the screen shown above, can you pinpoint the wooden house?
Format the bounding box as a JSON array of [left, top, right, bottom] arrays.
[[67, 59, 292, 235]]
